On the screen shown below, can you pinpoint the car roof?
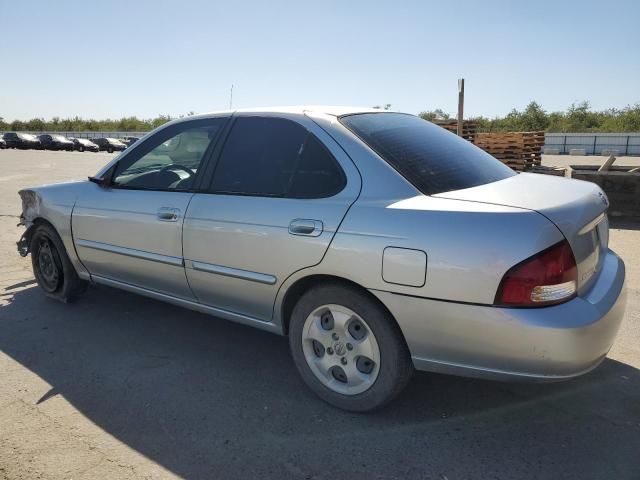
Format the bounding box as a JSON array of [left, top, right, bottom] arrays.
[[197, 105, 385, 117]]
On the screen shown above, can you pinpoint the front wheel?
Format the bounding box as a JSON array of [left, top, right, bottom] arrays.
[[289, 283, 413, 412], [107, 146, 114, 153], [30, 224, 87, 302]]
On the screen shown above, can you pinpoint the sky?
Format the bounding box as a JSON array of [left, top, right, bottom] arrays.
[[1, 0, 639, 121]]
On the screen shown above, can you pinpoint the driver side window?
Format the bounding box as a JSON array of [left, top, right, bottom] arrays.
[[112, 118, 226, 191]]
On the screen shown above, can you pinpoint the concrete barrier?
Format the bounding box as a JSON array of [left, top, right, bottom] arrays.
[[570, 165, 640, 217]]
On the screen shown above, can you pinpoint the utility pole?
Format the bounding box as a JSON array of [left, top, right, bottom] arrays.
[[229, 84, 234, 109], [457, 78, 465, 137]]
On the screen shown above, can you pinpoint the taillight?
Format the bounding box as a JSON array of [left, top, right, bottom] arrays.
[[495, 240, 577, 307]]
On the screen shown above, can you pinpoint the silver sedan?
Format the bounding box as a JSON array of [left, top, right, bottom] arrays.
[[17, 107, 626, 411]]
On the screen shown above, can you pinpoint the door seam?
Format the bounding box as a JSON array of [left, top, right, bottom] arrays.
[[181, 192, 201, 302]]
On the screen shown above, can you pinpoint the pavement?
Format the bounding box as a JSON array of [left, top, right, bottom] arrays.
[[0, 149, 639, 480]]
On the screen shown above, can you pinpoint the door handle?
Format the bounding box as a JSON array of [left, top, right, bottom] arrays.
[[288, 219, 323, 237], [157, 207, 180, 222]]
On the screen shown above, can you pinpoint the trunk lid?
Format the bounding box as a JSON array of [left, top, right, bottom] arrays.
[[434, 173, 609, 293]]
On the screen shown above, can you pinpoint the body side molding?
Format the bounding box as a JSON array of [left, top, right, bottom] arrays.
[[76, 238, 184, 267]]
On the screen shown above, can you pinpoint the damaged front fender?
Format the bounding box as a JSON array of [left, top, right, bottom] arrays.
[[16, 189, 42, 256], [14, 181, 91, 280], [18, 189, 42, 227]]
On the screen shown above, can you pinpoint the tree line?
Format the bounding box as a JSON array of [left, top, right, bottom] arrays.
[[1, 102, 639, 133], [0, 114, 181, 133], [419, 101, 640, 132]]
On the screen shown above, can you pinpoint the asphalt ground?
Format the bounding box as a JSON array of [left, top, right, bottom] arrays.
[[0, 149, 638, 480]]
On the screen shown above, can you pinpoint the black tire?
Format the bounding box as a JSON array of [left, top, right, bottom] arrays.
[[107, 147, 114, 153], [289, 283, 413, 412], [30, 223, 87, 302], [79, 146, 84, 152]]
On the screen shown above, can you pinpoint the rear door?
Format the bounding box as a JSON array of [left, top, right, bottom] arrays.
[[72, 116, 229, 299], [183, 113, 361, 321]]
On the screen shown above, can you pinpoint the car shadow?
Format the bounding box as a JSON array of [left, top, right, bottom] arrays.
[[1, 284, 639, 479]]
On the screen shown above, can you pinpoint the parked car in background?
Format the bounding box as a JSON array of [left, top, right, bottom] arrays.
[[38, 134, 74, 151], [92, 137, 127, 153], [3, 132, 42, 149], [0, 135, 6, 149], [69, 137, 100, 152], [122, 136, 140, 147], [15, 107, 626, 412]]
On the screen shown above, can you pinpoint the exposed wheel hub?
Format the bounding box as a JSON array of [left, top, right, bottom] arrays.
[[37, 238, 61, 292]]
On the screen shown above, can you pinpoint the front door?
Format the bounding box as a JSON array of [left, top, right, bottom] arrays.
[[72, 116, 229, 299], [183, 114, 361, 320]]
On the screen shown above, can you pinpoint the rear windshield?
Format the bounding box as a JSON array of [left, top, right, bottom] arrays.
[[340, 113, 515, 195]]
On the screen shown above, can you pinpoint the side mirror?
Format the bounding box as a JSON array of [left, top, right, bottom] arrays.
[[88, 176, 108, 187], [88, 165, 115, 187]]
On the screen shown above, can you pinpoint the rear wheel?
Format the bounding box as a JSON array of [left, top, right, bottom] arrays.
[[30, 224, 87, 302], [289, 283, 413, 412]]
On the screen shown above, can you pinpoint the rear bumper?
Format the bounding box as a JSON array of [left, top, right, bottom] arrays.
[[371, 249, 626, 381]]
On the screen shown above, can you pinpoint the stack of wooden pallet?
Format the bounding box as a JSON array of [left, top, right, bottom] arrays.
[[474, 132, 545, 171], [434, 120, 477, 143]]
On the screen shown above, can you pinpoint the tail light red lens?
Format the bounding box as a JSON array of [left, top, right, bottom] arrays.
[[495, 240, 577, 307]]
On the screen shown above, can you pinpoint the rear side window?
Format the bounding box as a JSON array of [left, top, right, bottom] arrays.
[[340, 113, 515, 195], [288, 134, 346, 198], [210, 117, 345, 198]]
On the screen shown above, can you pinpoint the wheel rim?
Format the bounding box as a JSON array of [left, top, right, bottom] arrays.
[[37, 238, 61, 292], [302, 304, 380, 396]]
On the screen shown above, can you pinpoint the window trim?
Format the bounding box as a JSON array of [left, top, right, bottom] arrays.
[[106, 116, 231, 193], [203, 115, 347, 200], [338, 112, 421, 195]]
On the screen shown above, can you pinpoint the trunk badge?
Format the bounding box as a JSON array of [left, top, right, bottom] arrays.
[[597, 191, 609, 207]]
